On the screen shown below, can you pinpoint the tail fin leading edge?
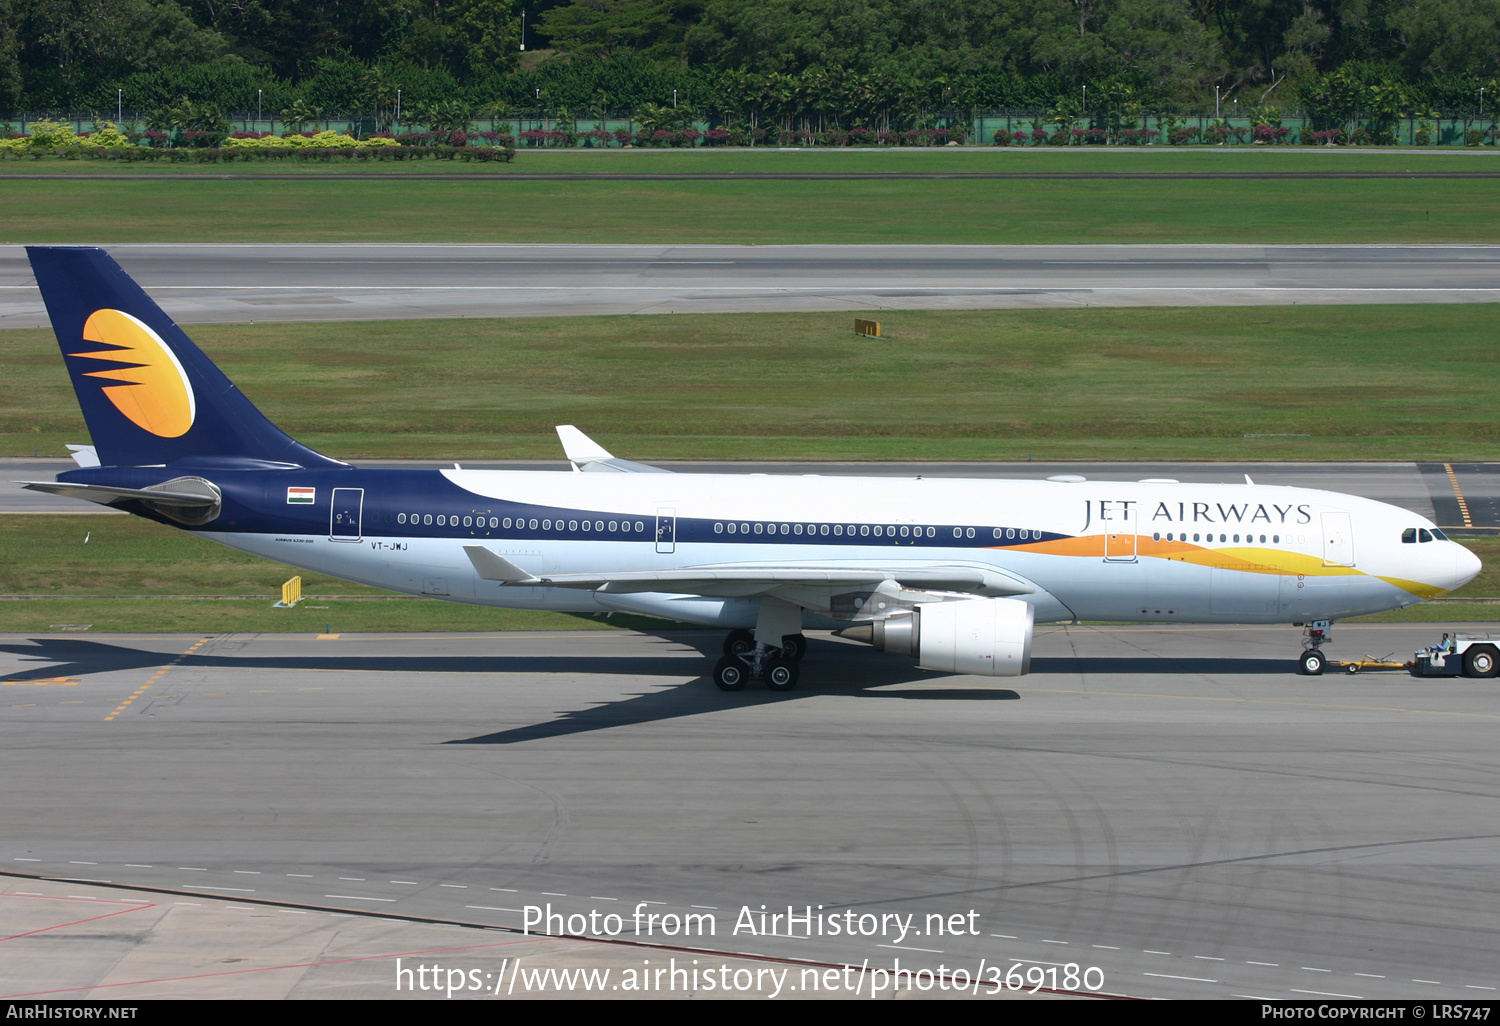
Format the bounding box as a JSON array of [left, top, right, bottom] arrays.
[[28, 246, 343, 469]]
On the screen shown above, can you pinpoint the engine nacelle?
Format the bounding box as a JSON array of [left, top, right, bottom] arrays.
[[845, 597, 1034, 677]]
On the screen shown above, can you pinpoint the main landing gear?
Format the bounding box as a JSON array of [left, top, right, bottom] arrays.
[[715, 628, 808, 692], [1297, 620, 1333, 676]]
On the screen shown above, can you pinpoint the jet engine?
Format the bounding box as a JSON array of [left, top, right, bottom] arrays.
[[840, 597, 1034, 677]]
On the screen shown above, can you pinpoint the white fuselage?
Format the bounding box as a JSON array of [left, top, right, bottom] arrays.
[[204, 469, 1478, 629]]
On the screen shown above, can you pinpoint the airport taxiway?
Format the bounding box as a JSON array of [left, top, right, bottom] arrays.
[[3, 624, 1499, 999]]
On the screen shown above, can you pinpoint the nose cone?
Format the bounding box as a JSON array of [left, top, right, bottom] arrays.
[[1452, 543, 1483, 592]]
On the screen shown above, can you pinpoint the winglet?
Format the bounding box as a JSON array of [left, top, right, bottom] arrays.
[[556, 425, 614, 469], [554, 425, 672, 474], [464, 545, 543, 584]]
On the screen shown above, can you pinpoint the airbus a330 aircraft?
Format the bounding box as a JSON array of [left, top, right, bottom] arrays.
[[22, 247, 1484, 689]]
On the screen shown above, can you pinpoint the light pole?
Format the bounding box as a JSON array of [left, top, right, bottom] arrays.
[[1082, 85, 1086, 113], [395, 89, 401, 131], [520, 8, 525, 51], [117, 89, 122, 124], [1215, 85, 1220, 118], [257, 89, 262, 126], [673, 89, 678, 109]]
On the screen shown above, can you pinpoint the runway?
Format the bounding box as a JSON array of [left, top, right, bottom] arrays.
[[3, 624, 1499, 999], [7, 457, 1499, 531], [1, 243, 1497, 325]]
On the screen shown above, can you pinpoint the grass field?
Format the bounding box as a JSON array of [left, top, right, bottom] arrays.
[[0, 516, 1492, 631], [0, 515, 681, 633], [1, 149, 1497, 244], [5, 305, 1498, 462]]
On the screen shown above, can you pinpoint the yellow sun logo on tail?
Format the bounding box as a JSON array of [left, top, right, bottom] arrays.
[[69, 309, 196, 438]]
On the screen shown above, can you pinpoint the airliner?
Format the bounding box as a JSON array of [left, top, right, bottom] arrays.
[[21, 247, 1484, 689]]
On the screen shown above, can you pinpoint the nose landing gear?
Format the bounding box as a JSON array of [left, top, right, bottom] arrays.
[[1297, 620, 1332, 676]]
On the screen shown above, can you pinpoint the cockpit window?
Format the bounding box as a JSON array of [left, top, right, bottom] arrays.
[[1432, 528, 1449, 541], [1402, 528, 1417, 543], [1419, 528, 1434, 543]]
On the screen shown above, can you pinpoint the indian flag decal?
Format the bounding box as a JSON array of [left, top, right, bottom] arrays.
[[287, 487, 316, 504]]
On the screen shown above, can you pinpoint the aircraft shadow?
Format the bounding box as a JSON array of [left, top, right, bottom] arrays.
[[1030, 656, 1295, 675], [450, 641, 1022, 745], [1, 638, 1296, 746], [0, 636, 707, 682]]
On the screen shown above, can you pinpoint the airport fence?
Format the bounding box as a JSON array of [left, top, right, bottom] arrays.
[[2, 111, 1497, 148]]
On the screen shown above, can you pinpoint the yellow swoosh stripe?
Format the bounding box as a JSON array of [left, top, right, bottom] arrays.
[[1010, 536, 1445, 597]]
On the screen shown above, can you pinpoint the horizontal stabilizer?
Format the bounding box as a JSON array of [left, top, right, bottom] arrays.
[[556, 425, 671, 474], [22, 476, 222, 525], [65, 444, 100, 468], [23, 479, 218, 508]]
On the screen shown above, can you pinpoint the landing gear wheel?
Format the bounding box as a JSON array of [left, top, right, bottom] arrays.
[[1463, 645, 1499, 678], [764, 656, 799, 692], [1299, 649, 1326, 676], [780, 634, 808, 662], [723, 629, 755, 657], [713, 655, 747, 691]]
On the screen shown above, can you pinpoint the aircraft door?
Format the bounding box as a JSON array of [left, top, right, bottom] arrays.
[[655, 508, 676, 554], [1321, 511, 1355, 567], [1105, 507, 1137, 562], [330, 487, 364, 541]]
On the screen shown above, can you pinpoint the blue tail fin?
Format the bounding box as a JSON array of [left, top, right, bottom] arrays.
[[28, 246, 344, 470]]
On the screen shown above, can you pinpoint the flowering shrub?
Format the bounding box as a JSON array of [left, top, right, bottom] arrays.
[[518, 129, 572, 147], [1252, 124, 1291, 144], [1117, 128, 1158, 145], [704, 128, 731, 146], [992, 128, 1012, 146]]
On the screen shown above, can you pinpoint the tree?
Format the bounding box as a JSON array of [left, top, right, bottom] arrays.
[[1390, 0, 1500, 79], [541, 0, 702, 61]]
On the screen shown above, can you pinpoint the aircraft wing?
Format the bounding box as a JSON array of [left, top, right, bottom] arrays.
[[556, 425, 671, 474], [463, 545, 1033, 597]]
